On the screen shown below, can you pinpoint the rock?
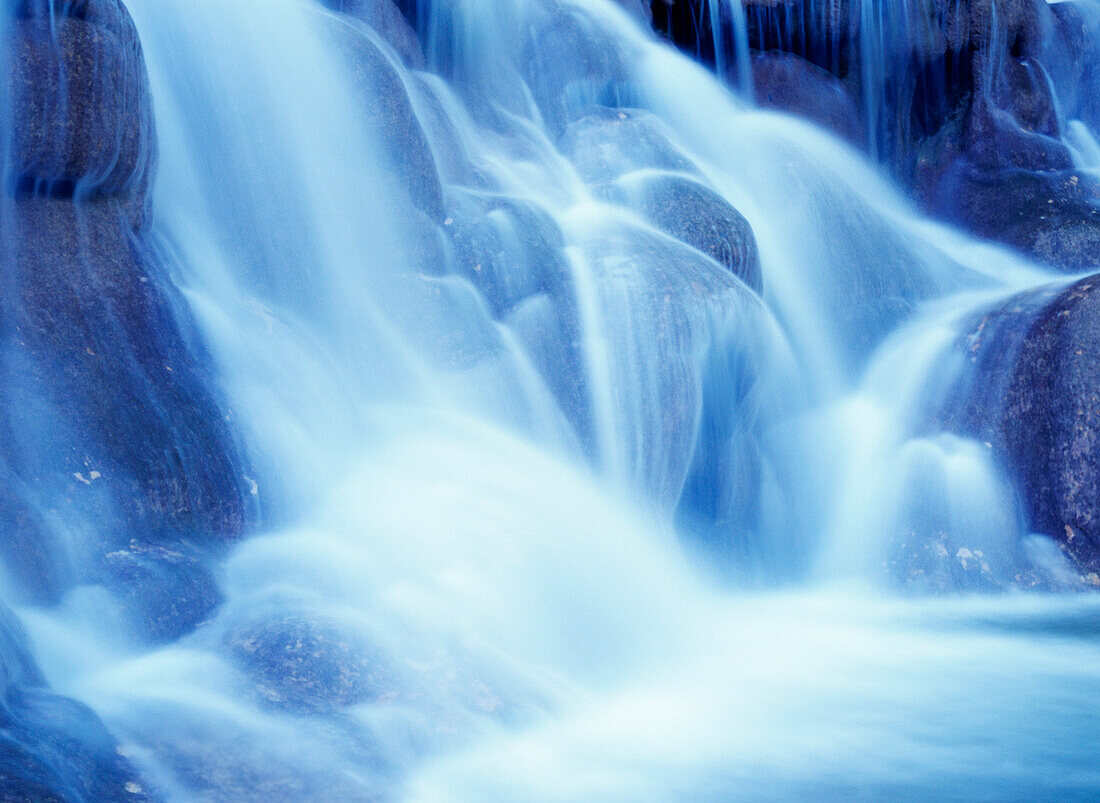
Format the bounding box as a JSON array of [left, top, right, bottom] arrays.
[[962, 48, 1069, 173], [444, 190, 588, 442], [445, 191, 572, 316], [597, 172, 762, 292], [748, 51, 866, 149], [0, 0, 256, 645], [573, 221, 766, 515], [519, 2, 630, 136], [103, 541, 223, 643], [938, 275, 1100, 576], [225, 615, 395, 712], [5, 197, 255, 549], [326, 13, 444, 220], [10, 7, 156, 228], [929, 164, 1100, 271], [317, 0, 425, 68], [560, 106, 701, 184], [0, 604, 151, 801]]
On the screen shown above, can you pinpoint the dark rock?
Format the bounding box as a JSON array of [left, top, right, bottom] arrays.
[[598, 172, 762, 292], [938, 275, 1100, 578], [103, 541, 222, 643], [317, 0, 425, 68], [326, 13, 444, 220], [748, 51, 866, 148], [962, 49, 1069, 173], [930, 164, 1100, 271], [560, 106, 701, 184], [9, 9, 156, 228], [0, 604, 152, 801], [225, 615, 395, 712], [5, 197, 255, 549]]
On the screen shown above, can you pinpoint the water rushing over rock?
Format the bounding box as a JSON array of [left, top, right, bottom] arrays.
[[0, 0, 1098, 798]]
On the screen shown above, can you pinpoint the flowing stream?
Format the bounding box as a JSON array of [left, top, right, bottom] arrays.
[[7, 0, 1100, 798]]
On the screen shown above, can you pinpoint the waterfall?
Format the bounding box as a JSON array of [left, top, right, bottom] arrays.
[[2, 0, 1100, 799]]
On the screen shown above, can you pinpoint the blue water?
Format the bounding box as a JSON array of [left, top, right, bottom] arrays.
[[4, 0, 1100, 798]]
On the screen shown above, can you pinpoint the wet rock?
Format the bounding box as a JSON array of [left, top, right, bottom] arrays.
[[445, 191, 572, 316], [317, 0, 425, 68], [6, 197, 255, 548], [930, 164, 1100, 271], [326, 13, 444, 220], [520, 2, 631, 136], [575, 223, 766, 515], [938, 275, 1100, 577], [560, 107, 701, 184], [0, 604, 151, 801], [103, 541, 222, 643], [748, 51, 865, 148], [10, 6, 156, 228], [598, 172, 762, 292], [225, 615, 395, 712]]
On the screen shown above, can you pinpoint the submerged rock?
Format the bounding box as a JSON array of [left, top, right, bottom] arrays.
[[560, 107, 701, 184], [7, 196, 254, 547], [599, 171, 763, 292], [520, 2, 632, 136], [225, 615, 396, 712], [0, 605, 151, 801], [326, 12, 444, 220], [317, 0, 425, 69], [938, 275, 1100, 578], [1, 0, 256, 642]]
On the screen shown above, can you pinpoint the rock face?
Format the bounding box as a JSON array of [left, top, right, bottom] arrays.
[[939, 275, 1100, 579], [3, 0, 255, 625], [12, 0, 156, 227]]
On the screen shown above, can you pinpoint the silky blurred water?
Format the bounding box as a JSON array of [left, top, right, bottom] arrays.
[[7, 0, 1100, 798]]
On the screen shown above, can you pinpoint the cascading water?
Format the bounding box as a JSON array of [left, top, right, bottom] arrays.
[[3, 0, 1100, 799]]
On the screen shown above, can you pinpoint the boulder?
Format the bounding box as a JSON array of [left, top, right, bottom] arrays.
[[748, 51, 866, 149], [519, 2, 631, 136], [938, 275, 1100, 578], [929, 164, 1100, 271], [326, 14, 444, 220], [10, 6, 156, 228], [597, 172, 763, 292], [5, 197, 255, 550], [103, 541, 223, 643], [560, 106, 701, 184], [225, 615, 395, 712], [317, 0, 425, 68], [445, 191, 572, 316]]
